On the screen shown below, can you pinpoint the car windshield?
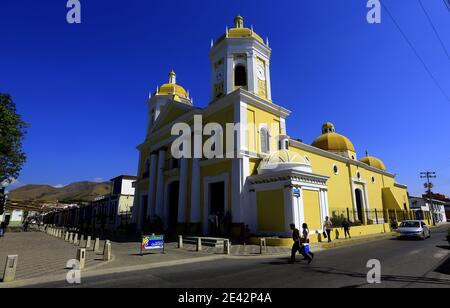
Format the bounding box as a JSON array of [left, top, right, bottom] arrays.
[[400, 221, 420, 228]]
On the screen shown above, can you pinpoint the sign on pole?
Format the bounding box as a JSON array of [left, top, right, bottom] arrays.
[[140, 234, 165, 255]]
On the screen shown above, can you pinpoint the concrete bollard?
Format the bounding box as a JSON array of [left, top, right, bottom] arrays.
[[196, 237, 202, 252], [223, 239, 231, 255], [65, 232, 70, 242], [93, 238, 100, 252], [103, 241, 111, 261], [85, 236, 91, 249], [260, 238, 267, 255], [79, 234, 84, 246], [69, 233, 74, 244], [76, 248, 86, 270], [2, 255, 18, 282], [73, 234, 79, 245], [178, 235, 183, 249]]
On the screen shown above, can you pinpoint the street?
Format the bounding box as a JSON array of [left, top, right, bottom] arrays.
[[23, 225, 450, 288]]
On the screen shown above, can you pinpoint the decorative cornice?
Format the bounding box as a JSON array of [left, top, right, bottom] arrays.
[[248, 169, 329, 186]]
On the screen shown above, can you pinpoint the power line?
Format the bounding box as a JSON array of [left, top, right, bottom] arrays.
[[418, 0, 450, 61], [380, 0, 450, 102], [444, 0, 450, 11]]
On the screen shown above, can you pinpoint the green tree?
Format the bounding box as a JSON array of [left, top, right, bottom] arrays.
[[0, 93, 28, 184]]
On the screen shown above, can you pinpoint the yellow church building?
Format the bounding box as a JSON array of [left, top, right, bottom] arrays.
[[131, 16, 411, 242]]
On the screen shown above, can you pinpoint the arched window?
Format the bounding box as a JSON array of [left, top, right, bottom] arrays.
[[260, 127, 270, 154], [234, 65, 247, 87]]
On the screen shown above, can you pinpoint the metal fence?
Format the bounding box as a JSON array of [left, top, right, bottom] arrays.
[[328, 207, 431, 228]]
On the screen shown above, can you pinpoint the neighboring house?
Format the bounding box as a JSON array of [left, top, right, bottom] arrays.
[[91, 175, 136, 231], [43, 175, 136, 232], [1, 209, 25, 227], [131, 16, 411, 242], [410, 196, 448, 224]]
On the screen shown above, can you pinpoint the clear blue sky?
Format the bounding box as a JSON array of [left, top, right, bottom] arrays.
[[1, 0, 449, 196]]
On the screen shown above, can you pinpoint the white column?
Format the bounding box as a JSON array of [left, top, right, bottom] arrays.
[[247, 52, 257, 93], [155, 149, 166, 218], [177, 158, 188, 223], [226, 55, 234, 94], [231, 158, 242, 223], [283, 187, 294, 235], [147, 153, 158, 217], [265, 60, 272, 100], [248, 190, 257, 233], [190, 158, 201, 223]]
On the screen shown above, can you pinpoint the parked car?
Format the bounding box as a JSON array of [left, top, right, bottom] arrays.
[[397, 220, 431, 240]]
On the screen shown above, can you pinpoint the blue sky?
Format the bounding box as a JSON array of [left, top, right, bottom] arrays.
[[1, 0, 449, 196]]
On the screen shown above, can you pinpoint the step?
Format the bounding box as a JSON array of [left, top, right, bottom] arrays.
[[183, 236, 226, 247]]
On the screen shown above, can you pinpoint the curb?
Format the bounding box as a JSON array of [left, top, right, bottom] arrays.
[[318, 233, 396, 249]]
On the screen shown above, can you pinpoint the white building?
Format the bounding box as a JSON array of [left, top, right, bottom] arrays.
[[91, 175, 137, 231], [409, 196, 447, 224]]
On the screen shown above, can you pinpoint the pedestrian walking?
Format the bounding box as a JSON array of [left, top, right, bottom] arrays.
[[301, 223, 314, 259], [342, 218, 351, 239], [0, 221, 6, 238], [323, 216, 333, 243], [290, 224, 312, 264]]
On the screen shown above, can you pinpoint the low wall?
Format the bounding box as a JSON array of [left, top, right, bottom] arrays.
[[250, 223, 392, 247]]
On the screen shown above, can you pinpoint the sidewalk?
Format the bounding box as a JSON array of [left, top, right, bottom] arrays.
[[0, 231, 100, 281]]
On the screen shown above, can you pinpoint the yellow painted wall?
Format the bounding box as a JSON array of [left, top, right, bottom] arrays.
[[303, 189, 322, 230], [256, 189, 285, 232], [246, 106, 281, 153], [290, 146, 354, 210], [290, 145, 403, 214]]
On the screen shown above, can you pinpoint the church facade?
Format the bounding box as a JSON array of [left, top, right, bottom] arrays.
[[131, 16, 410, 241]]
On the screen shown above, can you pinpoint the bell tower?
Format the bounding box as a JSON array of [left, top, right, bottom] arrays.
[[209, 16, 272, 102]]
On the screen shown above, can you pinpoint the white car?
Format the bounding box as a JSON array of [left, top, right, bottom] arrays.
[[397, 220, 431, 240]]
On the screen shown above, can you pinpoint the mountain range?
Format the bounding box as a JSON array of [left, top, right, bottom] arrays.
[[8, 181, 113, 202]]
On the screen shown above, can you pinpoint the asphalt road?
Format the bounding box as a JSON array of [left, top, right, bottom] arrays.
[[26, 225, 450, 288]]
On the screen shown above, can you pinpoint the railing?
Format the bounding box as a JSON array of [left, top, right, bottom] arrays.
[[328, 207, 431, 228]]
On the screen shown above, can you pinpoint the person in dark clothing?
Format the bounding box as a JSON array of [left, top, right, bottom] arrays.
[[342, 219, 351, 239], [0, 221, 6, 237], [290, 224, 312, 264]]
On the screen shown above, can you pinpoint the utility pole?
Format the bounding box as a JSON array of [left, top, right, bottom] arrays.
[[420, 171, 436, 225]]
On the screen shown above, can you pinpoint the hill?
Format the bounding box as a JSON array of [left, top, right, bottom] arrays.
[[8, 181, 112, 202]]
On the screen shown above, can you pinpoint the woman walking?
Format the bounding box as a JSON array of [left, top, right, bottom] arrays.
[[323, 216, 333, 243], [301, 223, 314, 259]]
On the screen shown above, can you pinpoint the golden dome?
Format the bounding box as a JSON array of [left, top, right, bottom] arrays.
[[215, 16, 264, 45], [312, 123, 355, 152], [156, 70, 188, 99], [360, 152, 386, 171]]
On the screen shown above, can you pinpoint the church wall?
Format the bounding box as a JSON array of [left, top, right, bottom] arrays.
[[246, 106, 282, 154], [199, 159, 233, 225], [290, 146, 354, 210], [256, 189, 285, 232]]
